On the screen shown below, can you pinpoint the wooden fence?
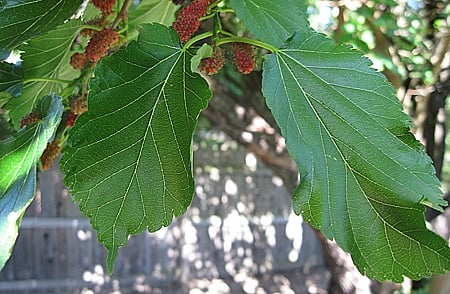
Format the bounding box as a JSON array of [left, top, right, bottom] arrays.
[[0, 136, 327, 293]]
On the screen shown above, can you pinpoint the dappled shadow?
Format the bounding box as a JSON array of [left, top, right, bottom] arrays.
[[0, 132, 330, 293]]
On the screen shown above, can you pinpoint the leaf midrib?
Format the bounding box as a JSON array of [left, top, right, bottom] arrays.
[[278, 51, 427, 197], [108, 48, 185, 249]]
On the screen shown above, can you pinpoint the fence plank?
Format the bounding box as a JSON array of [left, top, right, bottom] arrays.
[[0, 138, 326, 293]]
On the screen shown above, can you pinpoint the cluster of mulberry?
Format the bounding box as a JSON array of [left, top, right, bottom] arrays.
[[91, 0, 115, 15], [85, 28, 119, 63], [70, 28, 119, 69], [200, 47, 224, 75], [40, 140, 61, 171], [20, 111, 39, 128], [197, 43, 256, 75], [172, 0, 210, 42], [70, 0, 120, 70], [232, 42, 255, 74]]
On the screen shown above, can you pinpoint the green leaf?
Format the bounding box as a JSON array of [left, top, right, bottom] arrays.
[[190, 43, 213, 72], [6, 20, 82, 129], [0, 91, 12, 108], [0, 61, 23, 97], [0, 94, 63, 270], [229, 0, 308, 48], [0, 0, 83, 55], [0, 94, 63, 195], [0, 169, 35, 270], [262, 28, 449, 282], [128, 0, 178, 38], [60, 23, 212, 273]]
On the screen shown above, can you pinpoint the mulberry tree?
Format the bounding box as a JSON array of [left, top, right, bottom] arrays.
[[1, 0, 449, 285]]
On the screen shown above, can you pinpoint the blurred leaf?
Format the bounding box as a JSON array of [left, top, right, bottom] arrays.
[[0, 169, 35, 270], [0, 94, 63, 195], [0, 94, 63, 270], [229, 0, 308, 48], [128, 0, 178, 36], [0, 0, 83, 55], [60, 24, 212, 273], [262, 28, 449, 282], [6, 20, 82, 129], [0, 61, 23, 97]]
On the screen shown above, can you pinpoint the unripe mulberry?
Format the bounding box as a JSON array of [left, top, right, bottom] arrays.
[[172, 0, 209, 42], [85, 28, 119, 63], [70, 95, 88, 115], [20, 111, 39, 128], [200, 47, 224, 75], [232, 43, 255, 74], [70, 53, 87, 70], [40, 140, 60, 171], [91, 0, 115, 14]]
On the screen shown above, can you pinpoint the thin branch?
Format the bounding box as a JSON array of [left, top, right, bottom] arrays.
[[111, 0, 132, 29]]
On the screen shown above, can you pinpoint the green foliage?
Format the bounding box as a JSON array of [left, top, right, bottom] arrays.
[[0, 169, 35, 269], [128, 0, 178, 31], [262, 28, 448, 282], [0, 0, 449, 282], [229, 0, 308, 48], [0, 61, 22, 97], [6, 20, 82, 129], [0, 0, 83, 56], [0, 94, 63, 268], [60, 24, 212, 273]]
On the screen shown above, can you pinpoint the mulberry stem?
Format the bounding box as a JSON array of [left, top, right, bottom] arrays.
[[216, 36, 279, 53], [182, 31, 214, 51], [112, 0, 132, 29]]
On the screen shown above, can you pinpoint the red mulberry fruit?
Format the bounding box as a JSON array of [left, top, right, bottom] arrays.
[[172, 0, 210, 42], [91, 0, 115, 15], [67, 112, 78, 127], [20, 111, 39, 128], [200, 47, 224, 75], [232, 43, 255, 74], [40, 140, 60, 171], [70, 53, 87, 70], [85, 28, 119, 63]]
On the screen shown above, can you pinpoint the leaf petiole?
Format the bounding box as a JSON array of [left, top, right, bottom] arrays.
[[182, 31, 213, 51]]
